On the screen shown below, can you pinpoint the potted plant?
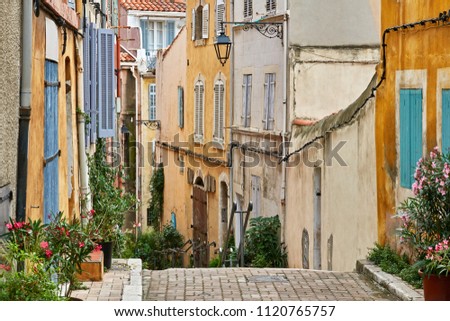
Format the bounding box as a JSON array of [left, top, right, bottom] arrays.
[[88, 138, 136, 268], [397, 147, 450, 300]]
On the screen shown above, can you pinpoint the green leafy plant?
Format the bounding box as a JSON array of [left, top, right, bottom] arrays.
[[420, 238, 450, 277], [244, 215, 288, 268], [148, 167, 164, 228], [367, 243, 423, 288], [88, 138, 137, 242], [133, 225, 184, 270]]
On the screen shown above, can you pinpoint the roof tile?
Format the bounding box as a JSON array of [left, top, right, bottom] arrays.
[[120, 0, 186, 13]]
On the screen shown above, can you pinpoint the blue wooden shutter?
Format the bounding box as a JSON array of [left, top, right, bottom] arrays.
[[141, 19, 148, 50], [442, 89, 450, 153], [400, 89, 423, 188], [98, 29, 115, 138], [44, 60, 60, 223], [167, 21, 175, 45]]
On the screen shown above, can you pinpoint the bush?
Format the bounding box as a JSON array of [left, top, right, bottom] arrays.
[[244, 215, 288, 268], [367, 243, 423, 288], [133, 225, 184, 270]]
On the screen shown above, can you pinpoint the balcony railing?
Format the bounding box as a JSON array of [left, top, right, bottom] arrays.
[[146, 50, 158, 70]]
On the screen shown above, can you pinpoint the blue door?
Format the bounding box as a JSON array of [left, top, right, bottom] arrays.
[[44, 60, 59, 223], [442, 89, 450, 153]]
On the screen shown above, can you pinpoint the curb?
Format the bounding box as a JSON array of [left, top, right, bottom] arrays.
[[121, 258, 143, 301], [356, 259, 423, 301]]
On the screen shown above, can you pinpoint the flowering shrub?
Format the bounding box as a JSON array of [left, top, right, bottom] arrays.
[[1, 212, 101, 298], [421, 238, 450, 276], [397, 147, 450, 253]]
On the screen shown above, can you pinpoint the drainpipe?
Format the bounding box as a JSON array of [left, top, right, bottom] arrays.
[[16, 0, 33, 222], [131, 66, 140, 225], [280, 1, 289, 243], [229, 0, 235, 232], [75, 37, 92, 215]]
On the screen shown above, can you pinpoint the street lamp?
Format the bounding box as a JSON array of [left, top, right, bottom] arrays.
[[214, 32, 232, 67], [213, 21, 283, 66]]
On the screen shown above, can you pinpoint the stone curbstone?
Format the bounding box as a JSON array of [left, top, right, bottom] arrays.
[[356, 259, 423, 301]]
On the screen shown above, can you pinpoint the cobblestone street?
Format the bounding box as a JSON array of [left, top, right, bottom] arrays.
[[143, 268, 398, 301]]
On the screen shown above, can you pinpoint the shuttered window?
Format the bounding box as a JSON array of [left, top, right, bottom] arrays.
[[167, 21, 175, 45], [194, 81, 205, 140], [98, 29, 115, 138], [263, 73, 275, 130], [178, 86, 184, 128], [442, 89, 450, 153], [149, 84, 156, 120], [191, 9, 196, 40], [244, 0, 253, 18], [214, 80, 225, 141], [202, 4, 209, 39], [266, 0, 276, 13], [216, 0, 225, 36], [242, 74, 252, 127], [44, 60, 60, 222], [400, 89, 423, 188]]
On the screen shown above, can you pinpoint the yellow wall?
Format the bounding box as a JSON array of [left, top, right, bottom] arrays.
[[27, 12, 80, 221], [376, 0, 450, 247]]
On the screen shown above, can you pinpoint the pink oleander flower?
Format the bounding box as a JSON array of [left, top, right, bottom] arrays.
[[78, 242, 85, 248], [0, 264, 11, 271], [5, 223, 13, 231], [40, 241, 49, 249], [94, 244, 102, 252], [45, 249, 53, 258]]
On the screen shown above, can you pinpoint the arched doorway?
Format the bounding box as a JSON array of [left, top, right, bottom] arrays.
[[193, 177, 208, 267]]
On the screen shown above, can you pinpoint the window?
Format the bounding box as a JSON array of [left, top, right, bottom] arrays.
[[266, 0, 276, 13], [194, 80, 205, 141], [400, 89, 423, 188], [141, 20, 175, 68], [68, 0, 76, 10], [263, 73, 276, 130], [192, 5, 207, 40], [214, 80, 225, 141], [244, 0, 253, 18], [149, 84, 156, 120], [83, 22, 98, 145], [216, 0, 226, 36], [242, 74, 252, 127], [98, 28, 115, 138], [442, 89, 450, 153], [178, 86, 184, 128]]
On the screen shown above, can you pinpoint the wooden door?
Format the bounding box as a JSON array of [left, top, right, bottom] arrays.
[[193, 184, 208, 267]]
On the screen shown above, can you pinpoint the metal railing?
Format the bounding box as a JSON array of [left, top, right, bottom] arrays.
[[146, 50, 158, 70]]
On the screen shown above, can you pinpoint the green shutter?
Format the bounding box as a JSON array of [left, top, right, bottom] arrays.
[[442, 89, 450, 153], [400, 89, 423, 188]]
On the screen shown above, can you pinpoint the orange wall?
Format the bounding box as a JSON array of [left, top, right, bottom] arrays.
[[376, 0, 450, 246]]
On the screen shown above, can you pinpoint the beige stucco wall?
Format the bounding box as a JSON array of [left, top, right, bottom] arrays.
[[285, 98, 377, 271], [0, 0, 21, 220]]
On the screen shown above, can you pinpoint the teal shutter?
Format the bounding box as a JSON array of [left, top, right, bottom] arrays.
[[98, 29, 115, 138], [400, 89, 423, 188], [442, 89, 450, 153], [178, 86, 184, 128], [44, 60, 60, 222]]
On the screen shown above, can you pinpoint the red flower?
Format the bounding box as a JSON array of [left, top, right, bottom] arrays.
[[6, 223, 13, 231], [90, 209, 95, 215], [0, 264, 11, 271], [94, 244, 102, 252], [78, 242, 85, 248], [45, 249, 53, 258]]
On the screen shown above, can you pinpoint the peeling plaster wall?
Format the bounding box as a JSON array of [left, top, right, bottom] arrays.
[[0, 0, 21, 223]]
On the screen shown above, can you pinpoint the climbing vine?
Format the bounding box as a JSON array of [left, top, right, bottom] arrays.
[[148, 167, 164, 229]]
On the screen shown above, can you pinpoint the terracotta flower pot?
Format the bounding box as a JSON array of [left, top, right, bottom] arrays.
[[419, 270, 450, 301]]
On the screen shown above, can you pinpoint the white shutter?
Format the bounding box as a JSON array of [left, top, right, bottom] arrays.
[[244, 0, 253, 18], [242, 75, 252, 127], [219, 83, 224, 140], [263, 74, 270, 130], [216, 0, 225, 36], [202, 4, 209, 39], [199, 84, 204, 137], [194, 84, 199, 136], [268, 74, 275, 130], [214, 83, 219, 138], [192, 9, 196, 40]]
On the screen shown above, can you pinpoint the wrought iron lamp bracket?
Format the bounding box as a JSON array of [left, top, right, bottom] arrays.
[[138, 120, 160, 130], [222, 21, 283, 41]]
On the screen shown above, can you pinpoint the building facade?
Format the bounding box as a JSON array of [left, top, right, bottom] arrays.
[[0, 0, 21, 234], [376, 0, 450, 249]]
